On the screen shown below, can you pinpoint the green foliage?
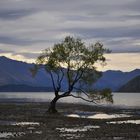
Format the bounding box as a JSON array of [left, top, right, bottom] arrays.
[[32, 36, 113, 104], [100, 88, 113, 103]]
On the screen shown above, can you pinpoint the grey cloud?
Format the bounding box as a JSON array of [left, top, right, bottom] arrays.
[[64, 27, 140, 39], [106, 43, 140, 53], [0, 0, 140, 55], [0, 49, 13, 53], [0, 36, 33, 46], [122, 15, 140, 20], [0, 0, 134, 16], [0, 36, 50, 46], [0, 9, 34, 20], [125, 0, 140, 12], [0, 0, 139, 21]]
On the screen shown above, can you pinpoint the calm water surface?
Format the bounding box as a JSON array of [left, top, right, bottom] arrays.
[[0, 92, 139, 108]]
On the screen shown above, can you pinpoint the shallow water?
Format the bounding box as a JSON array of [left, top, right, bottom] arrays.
[[0, 132, 25, 138], [0, 120, 40, 126], [0, 121, 40, 139], [56, 125, 100, 139], [66, 113, 131, 119], [56, 125, 100, 133], [0, 132, 13, 138], [0, 92, 140, 108], [108, 120, 140, 124]]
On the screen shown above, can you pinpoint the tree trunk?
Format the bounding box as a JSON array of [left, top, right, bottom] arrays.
[[47, 96, 60, 113]]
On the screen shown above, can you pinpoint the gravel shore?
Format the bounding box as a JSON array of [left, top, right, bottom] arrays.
[[0, 102, 140, 140]]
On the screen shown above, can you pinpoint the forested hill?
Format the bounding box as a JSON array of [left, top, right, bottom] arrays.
[[119, 75, 140, 92]]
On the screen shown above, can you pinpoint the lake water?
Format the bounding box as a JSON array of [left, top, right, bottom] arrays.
[[0, 92, 140, 108]]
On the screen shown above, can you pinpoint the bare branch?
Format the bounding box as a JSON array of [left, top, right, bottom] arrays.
[[70, 94, 97, 104], [71, 70, 84, 88], [49, 71, 57, 93], [57, 68, 65, 90], [59, 91, 71, 98], [66, 61, 71, 90], [72, 64, 89, 87], [59, 68, 65, 85], [73, 87, 102, 101], [73, 87, 91, 98]]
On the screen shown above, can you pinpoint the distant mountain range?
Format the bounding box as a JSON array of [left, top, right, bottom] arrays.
[[94, 69, 140, 91], [0, 56, 140, 92], [0, 84, 53, 92], [119, 75, 140, 92]]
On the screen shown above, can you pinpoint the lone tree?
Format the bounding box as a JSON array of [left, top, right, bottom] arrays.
[[31, 36, 112, 113]]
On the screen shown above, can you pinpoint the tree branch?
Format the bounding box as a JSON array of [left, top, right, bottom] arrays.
[[73, 87, 101, 102], [73, 87, 91, 98], [49, 71, 57, 93], [56, 68, 65, 90], [59, 91, 71, 98], [66, 62, 71, 90], [56, 72, 60, 88], [69, 94, 97, 104], [71, 70, 84, 88], [59, 69, 65, 86], [71, 63, 88, 88]]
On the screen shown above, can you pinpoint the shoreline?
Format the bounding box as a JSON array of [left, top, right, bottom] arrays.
[[0, 98, 140, 110], [0, 92, 140, 108]]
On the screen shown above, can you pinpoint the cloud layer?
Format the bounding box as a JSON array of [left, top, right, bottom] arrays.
[[0, 0, 140, 71]]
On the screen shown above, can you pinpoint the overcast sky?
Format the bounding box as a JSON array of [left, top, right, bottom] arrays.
[[0, 0, 140, 71]]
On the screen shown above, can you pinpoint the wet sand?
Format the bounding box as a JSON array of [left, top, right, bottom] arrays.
[[0, 102, 140, 140]]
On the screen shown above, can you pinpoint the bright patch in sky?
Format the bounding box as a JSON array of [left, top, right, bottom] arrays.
[[97, 53, 140, 71]]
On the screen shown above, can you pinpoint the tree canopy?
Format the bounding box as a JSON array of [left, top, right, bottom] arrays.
[[31, 36, 112, 113]]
